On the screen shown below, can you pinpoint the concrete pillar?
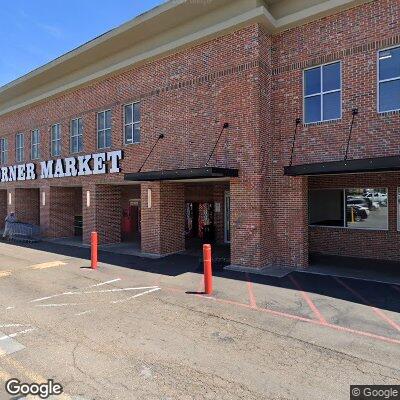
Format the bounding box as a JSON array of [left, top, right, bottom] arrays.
[[141, 182, 185, 255], [83, 184, 121, 245]]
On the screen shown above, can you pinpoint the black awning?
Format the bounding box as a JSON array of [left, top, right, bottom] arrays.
[[124, 167, 239, 182], [284, 155, 400, 176]]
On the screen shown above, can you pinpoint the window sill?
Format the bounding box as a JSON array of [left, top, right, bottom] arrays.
[[310, 224, 389, 232], [303, 118, 342, 127], [378, 109, 400, 116], [124, 141, 141, 146]]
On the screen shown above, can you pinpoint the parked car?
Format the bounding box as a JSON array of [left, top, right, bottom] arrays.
[[346, 205, 369, 222], [364, 192, 387, 206], [346, 198, 370, 215]]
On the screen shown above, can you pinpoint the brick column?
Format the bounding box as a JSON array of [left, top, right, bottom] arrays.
[[7, 188, 15, 215], [230, 175, 267, 268], [41, 187, 83, 238], [40, 186, 50, 237], [83, 184, 122, 245], [14, 188, 40, 225], [141, 182, 185, 255]]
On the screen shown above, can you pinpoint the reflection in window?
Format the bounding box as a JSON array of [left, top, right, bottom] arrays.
[[309, 188, 388, 230]]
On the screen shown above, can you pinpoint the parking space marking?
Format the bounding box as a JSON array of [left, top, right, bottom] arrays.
[[36, 303, 84, 308], [289, 275, 327, 325], [163, 282, 400, 346], [334, 277, 400, 333], [30, 261, 67, 270], [246, 274, 257, 308], [111, 287, 161, 304], [85, 278, 121, 288], [75, 310, 95, 316], [0, 328, 36, 341]]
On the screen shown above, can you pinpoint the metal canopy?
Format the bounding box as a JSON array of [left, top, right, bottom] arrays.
[[124, 167, 239, 182], [284, 155, 400, 176]]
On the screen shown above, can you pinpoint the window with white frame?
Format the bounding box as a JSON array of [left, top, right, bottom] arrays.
[[51, 123, 61, 157], [15, 133, 24, 162], [97, 110, 111, 149], [309, 188, 388, 230], [0, 138, 8, 165], [304, 62, 341, 123], [70, 118, 83, 154], [31, 129, 40, 160], [378, 46, 400, 113], [124, 102, 140, 144]]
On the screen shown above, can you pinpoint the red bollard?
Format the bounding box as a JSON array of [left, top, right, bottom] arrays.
[[203, 244, 212, 295], [91, 231, 98, 270]]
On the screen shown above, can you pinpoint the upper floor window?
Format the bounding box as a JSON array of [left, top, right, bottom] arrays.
[[304, 61, 341, 124], [124, 102, 140, 144], [97, 110, 111, 149], [15, 133, 24, 163], [51, 123, 61, 157], [31, 129, 40, 160], [378, 46, 400, 113], [70, 118, 83, 154], [0, 138, 8, 165]]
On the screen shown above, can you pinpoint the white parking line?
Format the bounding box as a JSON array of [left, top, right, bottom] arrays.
[[35, 303, 84, 308], [86, 278, 121, 288], [112, 287, 161, 304], [75, 310, 95, 316], [0, 328, 36, 340]]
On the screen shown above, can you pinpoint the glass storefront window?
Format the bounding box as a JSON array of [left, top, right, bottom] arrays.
[[309, 188, 388, 230], [345, 188, 388, 230]]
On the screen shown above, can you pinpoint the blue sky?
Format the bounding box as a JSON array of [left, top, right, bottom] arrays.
[[0, 0, 166, 87]]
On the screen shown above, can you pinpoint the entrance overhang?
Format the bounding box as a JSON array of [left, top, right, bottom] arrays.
[[124, 167, 239, 182], [284, 156, 400, 176]]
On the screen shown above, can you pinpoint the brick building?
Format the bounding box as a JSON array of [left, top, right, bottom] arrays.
[[0, 0, 399, 269]]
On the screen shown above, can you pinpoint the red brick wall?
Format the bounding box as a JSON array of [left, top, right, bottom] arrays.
[[0, 190, 7, 229], [269, 0, 400, 266], [13, 188, 40, 225], [309, 173, 400, 261], [42, 187, 82, 238], [83, 185, 122, 245], [0, 0, 399, 267], [141, 182, 185, 255]]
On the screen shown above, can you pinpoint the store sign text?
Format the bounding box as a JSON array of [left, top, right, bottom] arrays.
[[0, 150, 123, 182]]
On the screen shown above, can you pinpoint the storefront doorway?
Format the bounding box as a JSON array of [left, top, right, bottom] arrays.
[[122, 198, 141, 242], [120, 185, 141, 244], [185, 202, 215, 242]]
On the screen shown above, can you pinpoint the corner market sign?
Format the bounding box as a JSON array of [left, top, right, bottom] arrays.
[[0, 150, 123, 182]]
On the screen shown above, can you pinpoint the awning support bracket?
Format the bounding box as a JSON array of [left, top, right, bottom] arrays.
[[205, 123, 229, 166], [344, 108, 359, 161], [289, 118, 301, 166]]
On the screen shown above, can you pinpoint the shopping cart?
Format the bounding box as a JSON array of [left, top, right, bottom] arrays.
[[5, 222, 41, 243]]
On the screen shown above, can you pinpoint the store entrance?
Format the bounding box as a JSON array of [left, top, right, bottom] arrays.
[[121, 199, 141, 242], [185, 202, 215, 243]]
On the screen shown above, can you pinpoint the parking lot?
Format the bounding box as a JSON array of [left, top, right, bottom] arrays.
[[0, 240, 399, 399]]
